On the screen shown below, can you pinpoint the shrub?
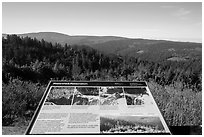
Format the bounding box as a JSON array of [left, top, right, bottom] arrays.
[[2, 79, 45, 126], [148, 81, 202, 126]]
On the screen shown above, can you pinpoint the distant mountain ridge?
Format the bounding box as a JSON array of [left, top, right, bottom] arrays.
[[2, 32, 127, 46], [2, 32, 201, 62]]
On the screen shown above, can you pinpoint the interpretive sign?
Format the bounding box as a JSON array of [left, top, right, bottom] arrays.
[[25, 81, 171, 134]]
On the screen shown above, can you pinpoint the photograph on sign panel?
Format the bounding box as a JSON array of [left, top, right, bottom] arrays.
[[124, 88, 150, 105], [72, 87, 99, 105], [44, 87, 75, 105], [99, 87, 125, 105], [100, 115, 166, 134]]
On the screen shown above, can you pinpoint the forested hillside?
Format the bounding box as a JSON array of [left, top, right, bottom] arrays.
[[6, 32, 201, 62], [2, 35, 202, 127], [90, 39, 201, 62], [3, 32, 127, 46]]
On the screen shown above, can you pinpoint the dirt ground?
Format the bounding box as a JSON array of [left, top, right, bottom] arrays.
[[2, 126, 27, 135], [2, 125, 201, 135]]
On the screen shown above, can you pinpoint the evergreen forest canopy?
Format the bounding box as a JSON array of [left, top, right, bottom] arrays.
[[2, 35, 201, 88], [2, 35, 202, 127]]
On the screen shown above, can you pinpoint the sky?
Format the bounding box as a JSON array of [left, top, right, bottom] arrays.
[[2, 2, 202, 42]]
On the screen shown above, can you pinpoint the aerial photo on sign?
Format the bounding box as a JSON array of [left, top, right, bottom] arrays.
[[72, 87, 99, 105]]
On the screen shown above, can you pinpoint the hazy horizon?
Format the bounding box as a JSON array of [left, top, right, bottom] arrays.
[[2, 2, 202, 43], [2, 31, 202, 43]]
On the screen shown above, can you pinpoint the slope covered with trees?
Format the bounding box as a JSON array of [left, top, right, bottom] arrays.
[[6, 32, 201, 63], [2, 35, 202, 127]]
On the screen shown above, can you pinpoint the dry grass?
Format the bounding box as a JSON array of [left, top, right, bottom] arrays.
[[2, 126, 27, 135], [148, 81, 202, 126]]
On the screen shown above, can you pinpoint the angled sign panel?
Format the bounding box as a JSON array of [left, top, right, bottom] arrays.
[[25, 81, 171, 135]]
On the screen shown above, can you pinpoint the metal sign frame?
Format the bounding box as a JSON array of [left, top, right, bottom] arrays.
[[25, 81, 171, 135]]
